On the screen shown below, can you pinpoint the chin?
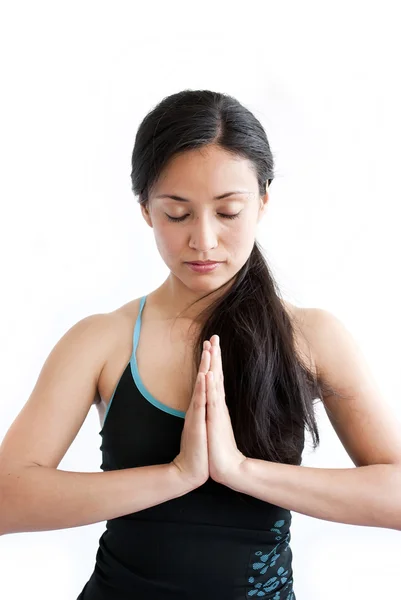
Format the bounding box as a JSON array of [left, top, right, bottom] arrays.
[[182, 268, 237, 294]]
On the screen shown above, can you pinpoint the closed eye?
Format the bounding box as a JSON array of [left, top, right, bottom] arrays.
[[165, 213, 241, 222]]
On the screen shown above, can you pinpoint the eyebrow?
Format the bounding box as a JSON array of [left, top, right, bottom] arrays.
[[154, 191, 250, 202]]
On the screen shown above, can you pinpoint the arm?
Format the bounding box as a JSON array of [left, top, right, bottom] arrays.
[[0, 311, 193, 536], [226, 459, 401, 530], [223, 308, 401, 531], [0, 462, 191, 535]]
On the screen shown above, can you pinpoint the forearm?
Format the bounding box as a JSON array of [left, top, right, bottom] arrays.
[[226, 459, 401, 530], [0, 462, 192, 535]]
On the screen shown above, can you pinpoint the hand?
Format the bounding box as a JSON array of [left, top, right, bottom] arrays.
[[204, 335, 248, 485], [171, 347, 210, 488]]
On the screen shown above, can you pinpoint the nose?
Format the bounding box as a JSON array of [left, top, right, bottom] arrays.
[[188, 214, 218, 252]]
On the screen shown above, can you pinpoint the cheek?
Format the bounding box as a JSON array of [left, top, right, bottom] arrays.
[[153, 223, 183, 258], [225, 220, 256, 254]]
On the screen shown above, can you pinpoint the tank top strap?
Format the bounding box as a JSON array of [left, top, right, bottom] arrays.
[[132, 295, 147, 360]]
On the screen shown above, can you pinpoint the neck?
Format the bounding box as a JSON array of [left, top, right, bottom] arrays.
[[151, 274, 233, 322]]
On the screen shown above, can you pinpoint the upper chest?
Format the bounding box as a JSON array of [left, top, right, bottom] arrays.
[[97, 304, 201, 418], [96, 298, 317, 420]]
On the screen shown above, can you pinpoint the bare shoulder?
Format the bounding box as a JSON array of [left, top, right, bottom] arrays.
[[282, 300, 318, 377], [0, 308, 135, 473], [99, 296, 144, 355], [94, 297, 143, 404], [292, 305, 401, 471], [113, 297, 142, 320], [282, 298, 309, 332]]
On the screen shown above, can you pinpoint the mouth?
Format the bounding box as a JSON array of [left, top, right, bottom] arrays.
[[184, 260, 223, 272], [186, 261, 221, 265]]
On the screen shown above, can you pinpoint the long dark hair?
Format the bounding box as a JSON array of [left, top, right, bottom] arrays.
[[130, 89, 343, 466]]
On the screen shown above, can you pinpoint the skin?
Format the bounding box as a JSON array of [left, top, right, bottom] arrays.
[[95, 144, 306, 427], [201, 334, 248, 483], [137, 143, 272, 482], [140, 143, 269, 322]]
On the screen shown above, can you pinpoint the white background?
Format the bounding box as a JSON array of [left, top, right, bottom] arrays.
[[0, 1, 400, 598]]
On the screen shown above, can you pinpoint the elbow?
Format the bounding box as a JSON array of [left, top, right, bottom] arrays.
[[0, 470, 19, 536], [0, 486, 6, 535], [384, 464, 401, 531], [0, 481, 8, 535]]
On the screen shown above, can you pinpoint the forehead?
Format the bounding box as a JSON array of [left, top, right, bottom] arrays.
[[152, 145, 258, 196]]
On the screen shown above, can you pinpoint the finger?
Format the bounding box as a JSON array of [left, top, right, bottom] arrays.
[[199, 348, 211, 374], [210, 337, 224, 397], [209, 336, 218, 372], [216, 336, 225, 393], [203, 339, 211, 353], [195, 371, 206, 407], [206, 370, 217, 410], [190, 370, 206, 415], [200, 342, 211, 372]]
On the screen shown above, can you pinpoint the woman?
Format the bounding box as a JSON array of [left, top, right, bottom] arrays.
[[1, 90, 400, 600]]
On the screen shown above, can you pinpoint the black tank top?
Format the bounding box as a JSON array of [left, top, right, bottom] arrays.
[[77, 295, 297, 600]]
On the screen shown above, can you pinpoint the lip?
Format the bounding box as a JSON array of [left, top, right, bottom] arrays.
[[186, 261, 221, 265], [185, 261, 222, 273]]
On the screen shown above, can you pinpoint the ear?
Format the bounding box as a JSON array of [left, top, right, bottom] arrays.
[[140, 202, 153, 228], [257, 191, 269, 223]]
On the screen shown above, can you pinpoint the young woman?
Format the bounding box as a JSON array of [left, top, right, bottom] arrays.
[[1, 89, 400, 600]]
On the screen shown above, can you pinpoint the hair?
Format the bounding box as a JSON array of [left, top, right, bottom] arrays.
[[130, 89, 345, 466]]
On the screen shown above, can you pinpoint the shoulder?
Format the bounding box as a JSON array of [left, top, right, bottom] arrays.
[[286, 304, 366, 385], [293, 305, 363, 387], [97, 297, 144, 348], [294, 306, 401, 469], [281, 300, 317, 374], [70, 298, 143, 406], [110, 297, 143, 327]]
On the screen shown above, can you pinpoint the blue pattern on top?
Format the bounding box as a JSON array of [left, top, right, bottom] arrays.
[[246, 519, 295, 598]]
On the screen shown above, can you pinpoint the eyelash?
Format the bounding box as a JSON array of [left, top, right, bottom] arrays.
[[166, 213, 240, 222]]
